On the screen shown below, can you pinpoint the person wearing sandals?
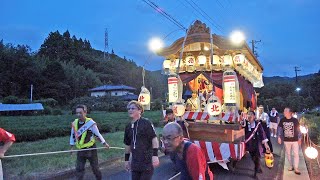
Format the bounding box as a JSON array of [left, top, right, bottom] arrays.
[[277, 107, 302, 175]]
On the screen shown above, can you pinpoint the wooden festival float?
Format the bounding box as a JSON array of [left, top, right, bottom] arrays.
[[158, 20, 264, 169]]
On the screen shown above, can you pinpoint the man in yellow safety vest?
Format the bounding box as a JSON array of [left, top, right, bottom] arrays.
[[70, 104, 109, 180]]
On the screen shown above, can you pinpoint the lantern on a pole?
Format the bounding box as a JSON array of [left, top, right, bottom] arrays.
[[138, 86, 151, 110], [300, 126, 308, 134], [173, 99, 185, 117], [305, 146, 318, 159]]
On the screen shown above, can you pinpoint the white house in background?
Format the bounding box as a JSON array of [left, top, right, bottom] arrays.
[[89, 85, 137, 98]]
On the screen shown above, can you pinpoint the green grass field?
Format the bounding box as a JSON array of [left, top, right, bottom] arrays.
[[2, 127, 162, 178], [0, 111, 163, 142]]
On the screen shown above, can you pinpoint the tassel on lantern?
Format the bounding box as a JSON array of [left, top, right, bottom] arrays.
[[138, 86, 151, 111]]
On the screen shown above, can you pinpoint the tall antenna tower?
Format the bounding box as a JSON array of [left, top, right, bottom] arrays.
[[104, 28, 109, 60]]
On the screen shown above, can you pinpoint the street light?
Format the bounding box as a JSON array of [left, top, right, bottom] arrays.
[[230, 31, 245, 45], [148, 37, 164, 53], [296, 87, 301, 95]]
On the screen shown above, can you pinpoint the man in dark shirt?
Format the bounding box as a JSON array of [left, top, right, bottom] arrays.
[[269, 107, 280, 138], [242, 111, 270, 177], [124, 101, 159, 180], [278, 107, 301, 175]]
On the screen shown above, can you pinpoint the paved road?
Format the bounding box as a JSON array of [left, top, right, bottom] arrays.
[[55, 138, 284, 180]]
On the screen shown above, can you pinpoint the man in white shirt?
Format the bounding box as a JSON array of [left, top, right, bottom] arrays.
[[256, 105, 273, 153]]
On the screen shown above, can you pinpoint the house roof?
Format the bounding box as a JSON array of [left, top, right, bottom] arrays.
[[0, 103, 44, 112], [89, 85, 136, 92]]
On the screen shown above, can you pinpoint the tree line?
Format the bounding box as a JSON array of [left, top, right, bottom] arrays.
[[0, 30, 167, 108], [257, 73, 320, 112]]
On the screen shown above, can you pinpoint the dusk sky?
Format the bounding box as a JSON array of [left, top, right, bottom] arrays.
[[1, 0, 319, 77]]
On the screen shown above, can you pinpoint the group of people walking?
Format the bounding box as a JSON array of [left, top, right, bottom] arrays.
[[0, 101, 303, 180], [69, 101, 214, 180], [67, 101, 303, 180], [241, 105, 302, 177]]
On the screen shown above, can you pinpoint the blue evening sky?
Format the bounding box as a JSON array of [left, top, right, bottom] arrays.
[[1, 0, 319, 77]]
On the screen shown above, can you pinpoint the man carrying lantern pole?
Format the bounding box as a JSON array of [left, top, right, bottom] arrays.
[[277, 107, 302, 175]]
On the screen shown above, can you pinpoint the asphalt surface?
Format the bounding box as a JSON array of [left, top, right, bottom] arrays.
[[54, 138, 284, 180]]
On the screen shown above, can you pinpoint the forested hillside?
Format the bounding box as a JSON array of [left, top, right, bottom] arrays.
[[0, 30, 167, 106]]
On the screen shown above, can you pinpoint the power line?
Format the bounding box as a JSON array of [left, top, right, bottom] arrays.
[[216, 0, 225, 9], [142, 0, 187, 30], [184, 0, 224, 33]]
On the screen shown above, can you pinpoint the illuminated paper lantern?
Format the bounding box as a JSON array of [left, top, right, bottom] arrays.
[[222, 55, 233, 68], [300, 126, 308, 134], [138, 86, 151, 110], [168, 77, 179, 103], [186, 54, 195, 66], [186, 54, 195, 72], [233, 54, 245, 67], [305, 147, 318, 159], [206, 101, 222, 116], [163, 59, 171, 74], [211, 55, 221, 71], [173, 59, 180, 68], [197, 53, 207, 66], [223, 70, 240, 108], [173, 102, 185, 116]]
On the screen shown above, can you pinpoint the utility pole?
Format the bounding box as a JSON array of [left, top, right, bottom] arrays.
[[294, 66, 301, 84], [251, 40, 261, 57], [30, 84, 33, 103]]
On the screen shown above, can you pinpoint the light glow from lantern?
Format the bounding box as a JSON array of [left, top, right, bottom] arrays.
[[300, 126, 308, 134], [207, 102, 222, 116], [138, 86, 151, 106], [186, 55, 195, 66], [198, 54, 207, 66], [173, 103, 185, 116], [212, 55, 221, 66], [163, 59, 171, 69], [222, 55, 233, 68], [305, 147, 318, 159]]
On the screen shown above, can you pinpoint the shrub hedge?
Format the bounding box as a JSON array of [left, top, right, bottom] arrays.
[[0, 111, 162, 142]]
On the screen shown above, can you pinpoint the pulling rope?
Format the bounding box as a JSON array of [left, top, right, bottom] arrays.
[[168, 172, 181, 180], [3, 146, 125, 158]]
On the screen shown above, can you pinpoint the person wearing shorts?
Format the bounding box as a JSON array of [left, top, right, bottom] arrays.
[[269, 108, 279, 137]]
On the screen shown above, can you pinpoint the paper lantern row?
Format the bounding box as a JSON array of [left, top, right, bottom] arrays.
[[163, 54, 262, 84]]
